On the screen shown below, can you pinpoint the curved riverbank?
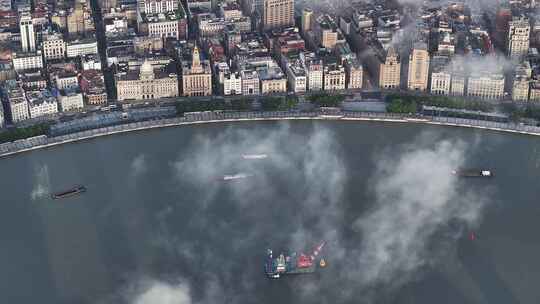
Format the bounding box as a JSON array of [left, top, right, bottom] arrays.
[[1, 111, 539, 158]]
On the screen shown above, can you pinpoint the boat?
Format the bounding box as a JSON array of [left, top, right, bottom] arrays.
[[241, 154, 268, 160], [452, 169, 493, 177], [222, 173, 252, 181], [264, 241, 326, 279], [51, 185, 87, 200]]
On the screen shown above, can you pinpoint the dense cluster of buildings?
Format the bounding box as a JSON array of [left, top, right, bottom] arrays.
[[353, 0, 540, 102], [1, 0, 540, 127], [0, 0, 106, 125]]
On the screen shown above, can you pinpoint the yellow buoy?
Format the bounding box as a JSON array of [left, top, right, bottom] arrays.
[[319, 258, 327, 268]]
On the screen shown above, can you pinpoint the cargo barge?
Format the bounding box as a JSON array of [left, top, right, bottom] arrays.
[[51, 185, 87, 199], [452, 169, 493, 177], [265, 241, 326, 279]]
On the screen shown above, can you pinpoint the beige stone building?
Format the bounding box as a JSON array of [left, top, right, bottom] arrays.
[[378, 47, 400, 89], [430, 70, 451, 95], [263, 0, 294, 30], [42, 33, 66, 61], [259, 65, 287, 94], [512, 77, 530, 101], [182, 46, 213, 97], [407, 43, 430, 91], [450, 74, 466, 96], [467, 72, 505, 100], [116, 60, 179, 101]]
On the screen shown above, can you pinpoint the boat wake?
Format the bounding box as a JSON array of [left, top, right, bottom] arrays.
[[31, 165, 51, 200]]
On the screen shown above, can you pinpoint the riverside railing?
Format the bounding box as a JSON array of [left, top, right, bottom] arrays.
[[1, 110, 540, 158]]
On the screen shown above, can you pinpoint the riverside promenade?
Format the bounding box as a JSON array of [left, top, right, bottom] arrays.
[[1, 110, 540, 158]]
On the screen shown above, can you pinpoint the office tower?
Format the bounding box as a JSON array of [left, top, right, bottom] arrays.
[[263, 0, 294, 30]]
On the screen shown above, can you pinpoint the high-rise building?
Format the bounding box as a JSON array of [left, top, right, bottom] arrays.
[[429, 56, 451, 95], [182, 46, 213, 96], [378, 46, 400, 89], [19, 13, 35, 52], [263, 0, 294, 30], [301, 8, 313, 33], [508, 16, 530, 60], [67, 1, 85, 35], [407, 42, 430, 91]]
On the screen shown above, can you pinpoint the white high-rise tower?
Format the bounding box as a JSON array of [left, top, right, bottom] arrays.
[[19, 13, 36, 53]]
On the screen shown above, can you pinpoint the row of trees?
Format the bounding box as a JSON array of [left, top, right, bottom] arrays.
[[0, 124, 50, 144], [306, 93, 345, 107], [175, 96, 304, 114]]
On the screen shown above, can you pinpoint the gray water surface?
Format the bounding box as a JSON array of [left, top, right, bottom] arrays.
[[1, 121, 540, 304]]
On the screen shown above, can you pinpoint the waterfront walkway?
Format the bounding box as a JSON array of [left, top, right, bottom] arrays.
[[1, 111, 539, 158]]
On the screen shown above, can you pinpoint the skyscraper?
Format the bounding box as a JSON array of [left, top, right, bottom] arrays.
[[508, 16, 530, 60], [407, 42, 430, 91], [263, 0, 294, 30], [378, 46, 401, 89], [301, 8, 313, 33], [19, 13, 35, 53]]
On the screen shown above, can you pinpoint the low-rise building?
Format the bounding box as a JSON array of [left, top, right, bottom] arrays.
[[12, 51, 43, 71], [4, 84, 29, 122], [284, 55, 307, 93], [66, 37, 98, 58], [301, 52, 323, 91], [80, 69, 107, 105], [259, 65, 287, 94], [324, 61, 346, 91], [116, 60, 179, 100], [467, 72, 505, 100], [42, 32, 66, 61], [345, 59, 363, 89], [138, 9, 188, 40], [27, 90, 58, 118], [223, 71, 242, 95], [54, 71, 79, 90], [58, 88, 84, 111], [240, 69, 260, 95]]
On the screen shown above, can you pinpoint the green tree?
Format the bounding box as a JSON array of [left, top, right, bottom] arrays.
[[0, 124, 50, 144]]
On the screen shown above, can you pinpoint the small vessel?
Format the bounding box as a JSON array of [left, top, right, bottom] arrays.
[[241, 154, 268, 160], [223, 173, 252, 181], [264, 241, 326, 279], [51, 185, 87, 200], [452, 169, 493, 177]]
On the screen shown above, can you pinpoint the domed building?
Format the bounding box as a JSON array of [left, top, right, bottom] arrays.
[[115, 59, 179, 101]]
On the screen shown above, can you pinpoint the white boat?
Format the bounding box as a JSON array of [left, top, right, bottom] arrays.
[[241, 154, 268, 160], [223, 173, 252, 181]]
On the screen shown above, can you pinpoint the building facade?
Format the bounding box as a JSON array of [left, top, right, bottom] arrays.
[[5, 85, 29, 122], [19, 13, 36, 52], [345, 59, 363, 89], [407, 43, 430, 91], [240, 69, 260, 95], [43, 33, 66, 60], [58, 90, 84, 111], [467, 72, 505, 99], [324, 63, 346, 90], [223, 72, 242, 95], [263, 0, 294, 30], [27, 91, 58, 118], [508, 16, 530, 60], [182, 46, 213, 96], [66, 39, 99, 58], [12, 51, 43, 71], [378, 47, 400, 89], [116, 60, 179, 100]]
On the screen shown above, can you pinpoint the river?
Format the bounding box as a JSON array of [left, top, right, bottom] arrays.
[[1, 120, 540, 304]]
